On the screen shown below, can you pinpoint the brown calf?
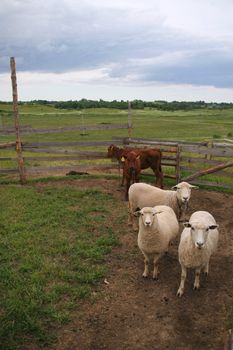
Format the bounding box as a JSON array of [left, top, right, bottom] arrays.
[[122, 151, 141, 200], [107, 144, 163, 188]]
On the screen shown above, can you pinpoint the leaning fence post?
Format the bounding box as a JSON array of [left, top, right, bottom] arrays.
[[10, 57, 26, 184]]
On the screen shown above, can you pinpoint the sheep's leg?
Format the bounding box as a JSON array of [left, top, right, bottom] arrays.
[[203, 261, 209, 276], [182, 202, 189, 221], [177, 265, 187, 297], [127, 202, 133, 226], [193, 267, 201, 290], [152, 254, 161, 280], [128, 215, 138, 231], [142, 256, 149, 278], [127, 203, 138, 231], [132, 217, 139, 232], [179, 203, 188, 222]]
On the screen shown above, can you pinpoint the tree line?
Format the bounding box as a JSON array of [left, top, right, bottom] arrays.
[[1, 99, 233, 111]]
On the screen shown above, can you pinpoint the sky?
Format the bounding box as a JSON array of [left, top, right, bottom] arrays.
[[1, 0, 233, 102]]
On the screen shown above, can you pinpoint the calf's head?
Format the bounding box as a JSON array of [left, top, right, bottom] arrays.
[[107, 144, 119, 158], [122, 151, 140, 177]]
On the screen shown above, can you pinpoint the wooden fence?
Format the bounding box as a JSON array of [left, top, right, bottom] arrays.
[[2, 57, 232, 190], [113, 136, 181, 181], [0, 123, 129, 136], [0, 136, 125, 176], [1, 57, 132, 181], [1, 136, 233, 190], [121, 137, 233, 189]]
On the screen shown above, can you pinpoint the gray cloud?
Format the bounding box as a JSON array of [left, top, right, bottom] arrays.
[[0, 0, 233, 89]]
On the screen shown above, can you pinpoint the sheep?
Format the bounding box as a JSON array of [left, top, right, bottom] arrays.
[[177, 210, 219, 297], [128, 181, 198, 230], [135, 205, 179, 279]]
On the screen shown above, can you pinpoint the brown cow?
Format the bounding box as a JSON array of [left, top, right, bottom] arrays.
[[122, 151, 141, 201], [107, 144, 163, 188]]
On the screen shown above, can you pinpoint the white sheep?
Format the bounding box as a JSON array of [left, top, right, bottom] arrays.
[[128, 181, 197, 230], [135, 205, 179, 279], [177, 210, 219, 297]]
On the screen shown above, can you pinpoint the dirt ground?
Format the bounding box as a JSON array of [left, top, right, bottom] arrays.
[[44, 178, 233, 350]]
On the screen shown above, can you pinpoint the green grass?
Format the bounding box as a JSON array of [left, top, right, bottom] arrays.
[[1, 104, 233, 143], [1, 103, 233, 189], [0, 183, 123, 349]]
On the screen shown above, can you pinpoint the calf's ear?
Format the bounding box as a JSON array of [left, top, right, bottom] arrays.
[[136, 155, 140, 159], [121, 156, 126, 162]]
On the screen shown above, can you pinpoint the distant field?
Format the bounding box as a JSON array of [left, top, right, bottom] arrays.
[[1, 103, 233, 143], [1, 103, 233, 188]]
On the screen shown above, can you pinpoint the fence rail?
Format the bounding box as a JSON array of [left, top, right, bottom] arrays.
[[1, 136, 233, 190], [0, 123, 129, 136], [120, 137, 233, 189]]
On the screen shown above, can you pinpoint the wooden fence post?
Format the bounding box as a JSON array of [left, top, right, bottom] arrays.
[[175, 144, 181, 183], [128, 100, 132, 139], [10, 57, 26, 184], [205, 140, 213, 160]]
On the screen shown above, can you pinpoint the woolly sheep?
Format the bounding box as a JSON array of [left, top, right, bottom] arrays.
[[135, 205, 179, 279], [128, 181, 197, 230], [177, 210, 219, 297]]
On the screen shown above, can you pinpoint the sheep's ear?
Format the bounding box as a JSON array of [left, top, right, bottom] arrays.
[[136, 154, 140, 160], [183, 222, 191, 228], [189, 184, 199, 189], [155, 210, 163, 215], [209, 224, 218, 230], [133, 210, 141, 217], [171, 185, 178, 190], [121, 156, 126, 162]]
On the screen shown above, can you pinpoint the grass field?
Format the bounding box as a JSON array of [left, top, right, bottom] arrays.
[[1, 103, 233, 143], [1, 103, 233, 188], [0, 103, 233, 348], [0, 181, 123, 349]]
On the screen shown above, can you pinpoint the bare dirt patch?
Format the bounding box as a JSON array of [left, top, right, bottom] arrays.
[[39, 179, 233, 350]]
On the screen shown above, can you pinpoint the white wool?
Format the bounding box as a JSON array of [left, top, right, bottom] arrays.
[[136, 205, 179, 279], [177, 210, 219, 297], [128, 181, 196, 230]]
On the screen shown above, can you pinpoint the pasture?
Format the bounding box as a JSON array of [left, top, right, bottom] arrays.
[[0, 176, 232, 349], [1, 103, 233, 189], [0, 103, 233, 349], [1, 103, 233, 143]]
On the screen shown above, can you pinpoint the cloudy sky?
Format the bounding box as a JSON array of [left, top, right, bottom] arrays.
[[1, 0, 233, 102]]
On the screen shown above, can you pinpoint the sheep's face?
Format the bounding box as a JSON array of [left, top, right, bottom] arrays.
[[134, 207, 157, 227], [184, 222, 218, 249], [172, 182, 198, 204]]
